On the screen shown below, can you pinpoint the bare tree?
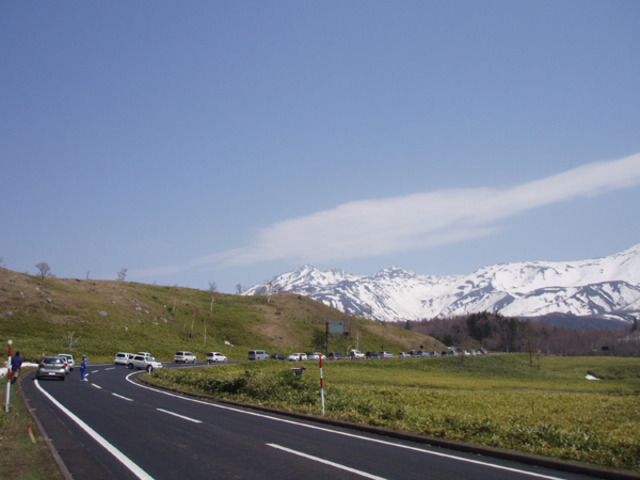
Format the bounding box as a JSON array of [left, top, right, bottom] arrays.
[[63, 331, 80, 350], [117, 268, 127, 282], [235, 283, 244, 295], [36, 262, 51, 286], [265, 279, 282, 303], [208, 282, 217, 313]]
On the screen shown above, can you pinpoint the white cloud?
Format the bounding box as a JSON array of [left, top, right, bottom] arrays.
[[137, 152, 640, 275]]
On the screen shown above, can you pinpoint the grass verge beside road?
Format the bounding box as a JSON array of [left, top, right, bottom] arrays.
[[148, 354, 640, 473], [0, 372, 64, 480]]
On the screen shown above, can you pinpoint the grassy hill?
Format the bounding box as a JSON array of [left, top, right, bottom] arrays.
[[0, 268, 442, 363]]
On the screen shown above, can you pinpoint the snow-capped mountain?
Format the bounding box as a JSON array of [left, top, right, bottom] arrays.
[[243, 244, 640, 324]]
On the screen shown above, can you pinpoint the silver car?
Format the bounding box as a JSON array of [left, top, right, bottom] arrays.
[[36, 356, 67, 381]]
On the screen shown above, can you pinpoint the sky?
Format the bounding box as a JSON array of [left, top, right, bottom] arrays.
[[2, 1, 639, 294]]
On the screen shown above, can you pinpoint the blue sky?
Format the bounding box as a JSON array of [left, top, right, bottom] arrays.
[[2, 1, 639, 293]]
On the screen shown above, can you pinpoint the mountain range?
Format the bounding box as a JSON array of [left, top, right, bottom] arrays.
[[244, 244, 640, 327]]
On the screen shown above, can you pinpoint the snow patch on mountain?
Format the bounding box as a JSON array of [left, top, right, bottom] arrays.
[[243, 244, 640, 323]]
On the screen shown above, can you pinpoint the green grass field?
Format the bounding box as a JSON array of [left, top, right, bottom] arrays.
[[148, 354, 640, 472]]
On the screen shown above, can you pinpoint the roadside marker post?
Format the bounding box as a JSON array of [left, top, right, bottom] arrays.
[[319, 355, 325, 416], [5, 339, 12, 413]]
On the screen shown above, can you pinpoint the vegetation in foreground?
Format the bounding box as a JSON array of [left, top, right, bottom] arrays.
[[0, 379, 64, 480], [148, 354, 640, 472]]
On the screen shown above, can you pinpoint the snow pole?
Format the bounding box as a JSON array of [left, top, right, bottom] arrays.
[[319, 355, 325, 416], [5, 340, 12, 413]]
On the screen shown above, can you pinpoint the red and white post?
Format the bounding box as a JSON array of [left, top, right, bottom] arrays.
[[319, 355, 325, 416], [5, 339, 12, 413]]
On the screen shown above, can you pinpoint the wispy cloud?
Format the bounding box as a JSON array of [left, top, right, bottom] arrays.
[[136, 152, 640, 276]]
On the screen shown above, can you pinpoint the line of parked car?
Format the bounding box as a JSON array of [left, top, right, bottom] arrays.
[[247, 348, 488, 362], [113, 350, 229, 370]]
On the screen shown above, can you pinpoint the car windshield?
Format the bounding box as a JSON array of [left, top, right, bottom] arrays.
[[44, 358, 63, 365]]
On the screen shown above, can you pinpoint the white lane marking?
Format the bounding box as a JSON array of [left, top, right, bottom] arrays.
[[157, 408, 202, 424], [105, 367, 116, 371], [112, 393, 133, 402], [91, 384, 103, 390], [268, 443, 387, 480], [91, 370, 99, 373], [34, 380, 154, 480], [127, 374, 568, 480]]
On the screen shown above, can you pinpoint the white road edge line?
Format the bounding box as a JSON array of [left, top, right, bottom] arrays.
[[128, 373, 568, 480], [157, 408, 202, 424], [112, 393, 133, 402], [91, 384, 103, 390], [268, 443, 387, 480], [34, 380, 154, 480]]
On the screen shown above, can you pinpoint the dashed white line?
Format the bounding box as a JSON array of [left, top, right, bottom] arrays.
[[112, 393, 133, 402], [268, 443, 387, 479], [157, 408, 202, 424], [91, 384, 102, 390]]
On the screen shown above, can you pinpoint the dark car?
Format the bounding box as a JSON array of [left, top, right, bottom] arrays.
[[327, 352, 345, 360], [36, 356, 67, 381], [365, 351, 379, 359], [271, 353, 286, 360]]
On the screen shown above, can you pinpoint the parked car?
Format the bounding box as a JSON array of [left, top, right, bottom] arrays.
[[288, 353, 308, 362], [398, 352, 411, 358], [57, 354, 75, 372], [307, 352, 325, 360], [349, 349, 365, 359], [114, 352, 133, 365], [128, 354, 162, 372], [174, 351, 197, 363], [36, 356, 67, 381], [271, 353, 286, 360], [365, 351, 379, 359], [327, 352, 345, 360], [206, 352, 227, 364], [248, 350, 269, 360], [380, 351, 394, 359]]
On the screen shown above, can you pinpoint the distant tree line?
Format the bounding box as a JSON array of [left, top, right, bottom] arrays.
[[410, 311, 640, 357]]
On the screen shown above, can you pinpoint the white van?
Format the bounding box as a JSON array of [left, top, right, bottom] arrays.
[[248, 350, 268, 360]]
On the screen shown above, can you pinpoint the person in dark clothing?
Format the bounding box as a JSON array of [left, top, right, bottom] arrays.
[[11, 351, 22, 384]]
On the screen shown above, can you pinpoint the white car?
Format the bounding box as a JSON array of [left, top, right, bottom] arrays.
[[380, 351, 394, 359], [174, 351, 197, 363], [288, 353, 307, 361], [57, 353, 75, 373], [206, 352, 227, 364], [349, 349, 365, 359], [398, 352, 411, 358], [114, 352, 133, 365], [128, 354, 162, 372]]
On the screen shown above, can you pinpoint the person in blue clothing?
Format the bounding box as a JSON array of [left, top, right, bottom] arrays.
[[11, 351, 22, 384], [80, 354, 88, 381]]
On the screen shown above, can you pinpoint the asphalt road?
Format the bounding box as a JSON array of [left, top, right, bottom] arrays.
[[20, 362, 625, 480]]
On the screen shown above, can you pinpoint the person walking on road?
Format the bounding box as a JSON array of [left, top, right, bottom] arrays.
[[11, 351, 22, 384], [80, 354, 88, 381]]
